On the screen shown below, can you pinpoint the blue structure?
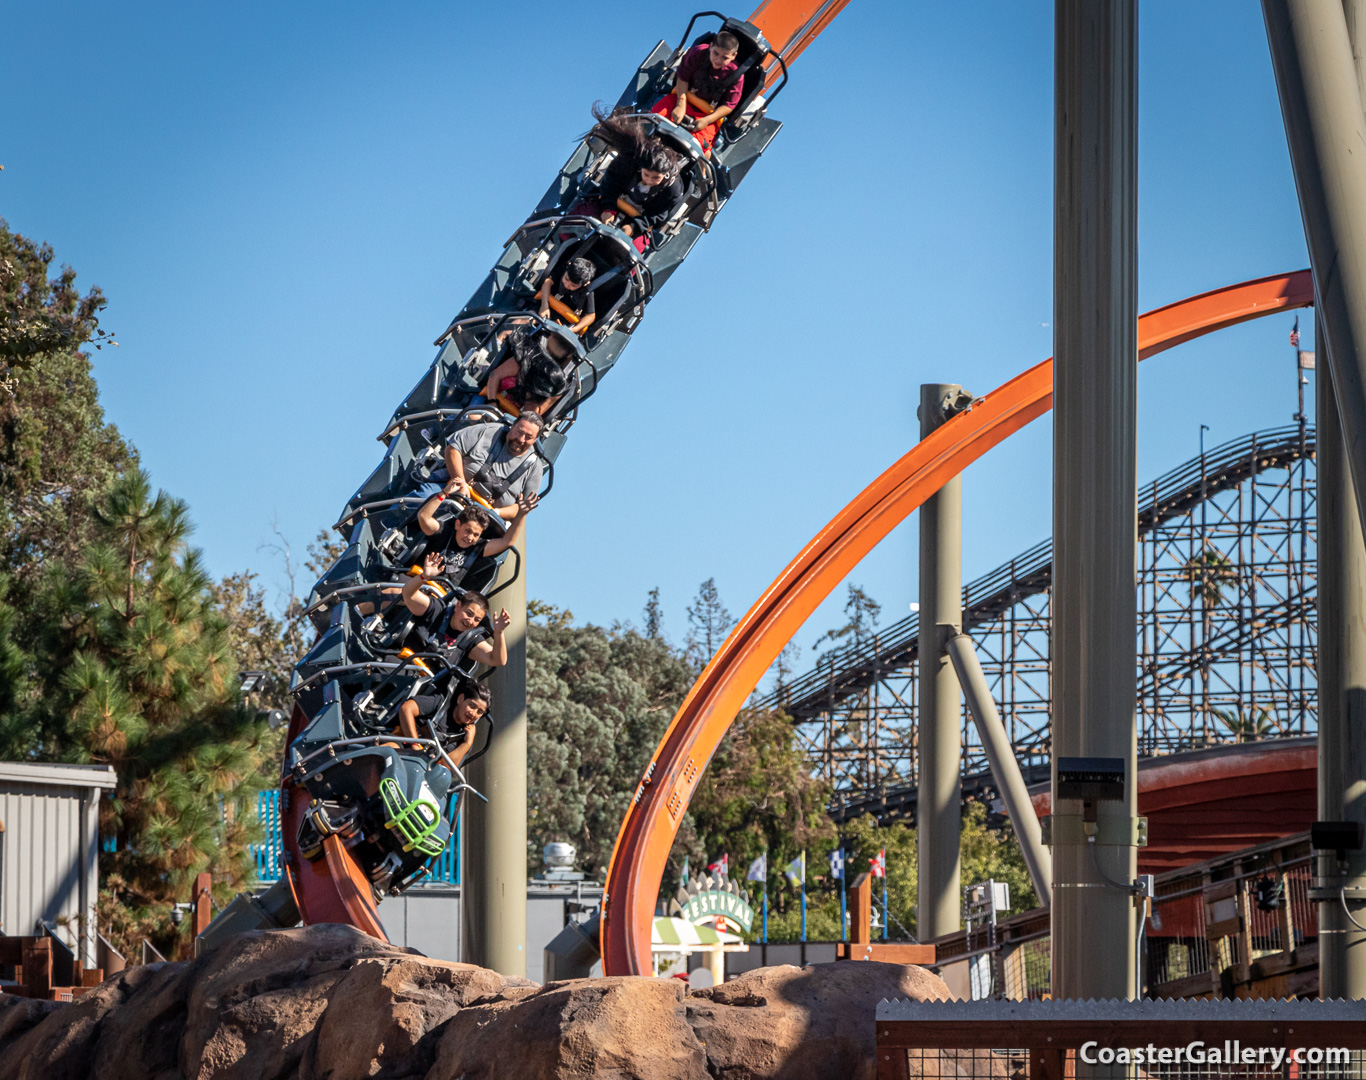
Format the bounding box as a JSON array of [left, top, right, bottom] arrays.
[[252, 790, 460, 885]]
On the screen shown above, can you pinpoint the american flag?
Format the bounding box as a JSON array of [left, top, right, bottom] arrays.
[[1290, 316, 1300, 349], [870, 849, 886, 878]]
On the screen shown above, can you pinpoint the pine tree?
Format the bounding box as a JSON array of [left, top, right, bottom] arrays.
[[643, 586, 664, 641], [685, 577, 733, 670], [813, 583, 882, 652], [26, 469, 274, 955]]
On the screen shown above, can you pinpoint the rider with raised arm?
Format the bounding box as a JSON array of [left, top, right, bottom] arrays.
[[415, 492, 532, 571], [441, 414, 545, 521], [652, 31, 743, 156]]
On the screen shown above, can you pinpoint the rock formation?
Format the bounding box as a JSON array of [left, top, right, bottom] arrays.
[[0, 924, 969, 1080]]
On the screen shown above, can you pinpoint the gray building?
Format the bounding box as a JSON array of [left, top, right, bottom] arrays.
[[380, 878, 603, 982], [0, 762, 117, 968]]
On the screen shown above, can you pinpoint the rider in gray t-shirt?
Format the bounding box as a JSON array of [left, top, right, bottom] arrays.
[[441, 414, 545, 520]]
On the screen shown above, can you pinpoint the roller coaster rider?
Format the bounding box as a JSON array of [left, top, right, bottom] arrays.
[[652, 30, 743, 156], [393, 676, 490, 764], [580, 108, 688, 254], [436, 413, 545, 522], [399, 567, 512, 674]]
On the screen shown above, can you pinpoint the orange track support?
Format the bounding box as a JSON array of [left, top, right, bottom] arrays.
[[600, 270, 1315, 976], [281, 702, 389, 939], [750, 0, 856, 70]]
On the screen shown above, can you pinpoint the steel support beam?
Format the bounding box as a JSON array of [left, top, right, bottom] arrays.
[[462, 535, 529, 976], [917, 383, 965, 940], [1318, 316, 1366, 999], [1265, 0, 1366, 535], [1051, 0, 1139, 1002], [946, 633, 1052, 906]]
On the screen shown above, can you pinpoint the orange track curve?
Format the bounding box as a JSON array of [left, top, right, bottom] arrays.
[[600, 269, 1316, 975]]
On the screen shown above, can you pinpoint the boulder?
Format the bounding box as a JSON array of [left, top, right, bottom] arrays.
[[429, 976, 710, 1080], [0, 926, 962, 1080], [686, 961, 953, 1080], [305, 956, 532, 1080]]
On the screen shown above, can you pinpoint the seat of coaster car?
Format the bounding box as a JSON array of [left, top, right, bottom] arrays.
[[540, 230, 645, 342], [674, 18, 773, 141]]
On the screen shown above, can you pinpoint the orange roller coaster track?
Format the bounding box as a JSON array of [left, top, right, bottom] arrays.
[[600, 269, 1316, 976]]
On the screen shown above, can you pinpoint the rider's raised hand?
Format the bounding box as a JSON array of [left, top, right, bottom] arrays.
[[493, 608, 512, 633]]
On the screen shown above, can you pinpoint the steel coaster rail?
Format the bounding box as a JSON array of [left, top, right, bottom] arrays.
[[601, 270, 1316, 976], [759, 423, 1318, 720]]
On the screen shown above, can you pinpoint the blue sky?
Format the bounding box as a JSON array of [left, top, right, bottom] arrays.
[[2, 1, 1315, 684]]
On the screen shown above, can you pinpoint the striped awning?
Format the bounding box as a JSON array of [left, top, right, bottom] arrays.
[[652, 917, 742, 947]]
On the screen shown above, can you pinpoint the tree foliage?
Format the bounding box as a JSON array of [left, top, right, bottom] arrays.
[[12, 470, 275, 956], [0, 217, 115, 390], [526, 602, 697, 878], [685, 577, 733, 670]]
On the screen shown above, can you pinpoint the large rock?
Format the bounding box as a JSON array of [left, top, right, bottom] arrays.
[[688, 962, 951, 1080], [429, 976, 710, 1080], [0, 926, 955, 1080]]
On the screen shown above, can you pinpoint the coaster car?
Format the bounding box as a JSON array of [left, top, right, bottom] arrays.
[[287, 674, 483, 895], [462, 216, 651, 347], [654, 14, 785, 148], [540, 112, 720, 242]]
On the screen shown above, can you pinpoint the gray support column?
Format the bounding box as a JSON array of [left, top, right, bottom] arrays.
[[1051, 0, 1139, 1002], [917, 383, 965, 941], [1264, 0, 1366, 534], [1317, 338, 1366, 998], [946, 634, 1052, 906], [462, 534, 529, 976]]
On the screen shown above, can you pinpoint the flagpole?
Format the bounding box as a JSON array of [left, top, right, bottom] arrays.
[[762, 882, 768, 943], [839, 846, 847, 942], [882, 871, 889, 941], [800, 849, 807, 943]]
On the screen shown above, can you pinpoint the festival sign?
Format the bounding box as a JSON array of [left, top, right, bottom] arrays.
[[668, 872, 755, 934]]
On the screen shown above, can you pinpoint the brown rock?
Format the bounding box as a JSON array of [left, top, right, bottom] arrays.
[[429, 976, 711, 1080], [178, 924, 419, 1080], [305, 956, 533, 1080], [686, 961, 953, 1080], [2, 963, 171, 1080], [91, 961, 197, 1080], [0, 995, 64, 1050]]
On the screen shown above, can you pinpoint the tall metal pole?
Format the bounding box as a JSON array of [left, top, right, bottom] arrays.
[[1264, 0, 1366, 536], [462, 533, 528, 976], [1317, 2, 1366, 996], [1051, 0, 1139, 1002], [1317, 351, 1366, 998], [917, 383, 964, 941]]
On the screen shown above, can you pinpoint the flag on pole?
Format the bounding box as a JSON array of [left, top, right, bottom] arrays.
[[784, 852, 806, 887], [1290, 316, 1300, 348], [870, 849, 886, 878], [746, 853, 767, 882], [681, 855, 690, 882], [828, 848, 844, 880], [707, 854, 729, 877]]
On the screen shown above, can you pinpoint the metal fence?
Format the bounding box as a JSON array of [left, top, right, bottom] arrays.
[[250, 789, 461, 885], [876, 998, 1366, 1080]]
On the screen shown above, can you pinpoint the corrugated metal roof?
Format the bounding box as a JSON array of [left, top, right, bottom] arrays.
[[0, 763, 117, 790]]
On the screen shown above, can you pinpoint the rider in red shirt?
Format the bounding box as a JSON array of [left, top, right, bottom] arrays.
[[651, 31, 744, 156]]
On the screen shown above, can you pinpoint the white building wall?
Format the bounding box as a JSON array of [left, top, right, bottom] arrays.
[[0, 764, 115, 968]]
